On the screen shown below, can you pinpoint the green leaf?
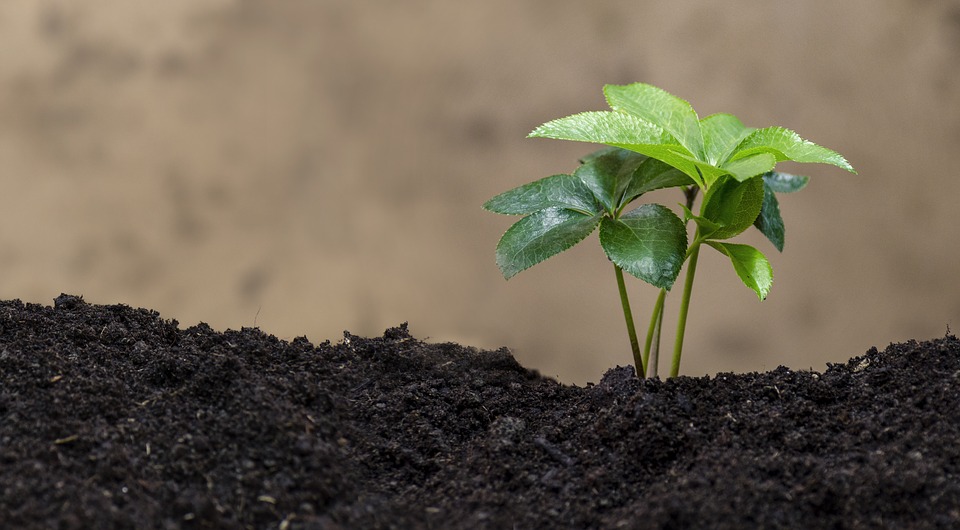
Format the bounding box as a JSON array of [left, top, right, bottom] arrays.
[[599, 204, 687, 290], [750, 171, 811, 251], [753, 179, 785, 252], [528, 111, 711, 188], [706, 241, 773, 300], [495, 208, 601, 279], [574, 149, 646, 214], [681, 204, 722, 237], [700, 176, 765, 240], [728, 127, 856, 173], [483, 173, 600, 215], [578, 146, 622, 164], [762, 171, 809, 193], [529, 111, 673, 147], [620, 158, 695, 208], [719, 153, 777, 182], [621, 148, 720, 189], [603, 83, 705, 159], [699, 113, 753, 166]]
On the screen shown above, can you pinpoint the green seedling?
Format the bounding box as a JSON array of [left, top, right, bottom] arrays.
[[485, 83, 855, 378]]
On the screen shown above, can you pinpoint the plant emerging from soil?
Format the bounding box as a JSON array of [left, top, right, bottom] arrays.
[[484, 83, 855, 378]]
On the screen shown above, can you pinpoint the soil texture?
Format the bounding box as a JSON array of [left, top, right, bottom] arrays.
[[2, 295, 959, 529]]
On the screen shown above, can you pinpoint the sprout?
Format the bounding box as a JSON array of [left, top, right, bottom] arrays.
[[485, 83, 855, 377]]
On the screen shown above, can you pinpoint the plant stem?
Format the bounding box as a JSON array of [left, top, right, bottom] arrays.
[[642, 289, 666, 378], [652, 295, 665, 377], [671, 237, 702, 378], [614, 264, 644, 377]]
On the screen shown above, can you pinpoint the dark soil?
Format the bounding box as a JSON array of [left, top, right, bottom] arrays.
[[2, 295, 959, 529]]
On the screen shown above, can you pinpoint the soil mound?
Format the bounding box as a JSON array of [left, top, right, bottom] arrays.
[[2, 295, 958, 528]]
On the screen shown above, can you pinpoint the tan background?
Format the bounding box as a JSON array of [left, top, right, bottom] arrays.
[[1, 1, 958, 384]]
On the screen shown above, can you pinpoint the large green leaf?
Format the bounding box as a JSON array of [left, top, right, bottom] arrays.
[[700, 176, 765, 240], [529, 111, 673, 147], [528, 111, 710, 188], [603, 83, 705, 159], [599, 204, 687, 289], [699, 113, 753, 166], [753, 179, 785, 252], [495, 208, 601, 279], [483, 173, 600, 215], [706, 241, 773, 300], [728, 127, 856, 173], [620, 158, 695, 209]]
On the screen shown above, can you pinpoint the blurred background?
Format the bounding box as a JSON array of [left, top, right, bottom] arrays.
[[1, 0, 958, 384]]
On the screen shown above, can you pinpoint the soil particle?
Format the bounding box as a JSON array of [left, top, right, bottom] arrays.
[[2, 295, 959, 528]]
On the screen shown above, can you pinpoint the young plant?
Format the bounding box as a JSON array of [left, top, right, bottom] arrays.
[[485, 83, 855, 378]]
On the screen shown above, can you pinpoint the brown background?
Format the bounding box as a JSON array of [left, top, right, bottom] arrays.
[[1, 1, 958, 384]]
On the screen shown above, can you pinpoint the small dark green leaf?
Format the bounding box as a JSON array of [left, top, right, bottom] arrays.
[[599, 204, 687, 290], [753, 180, 785, 252], [483, 173, 600, 215], [706, 241, 773, 300], [763, 171, 809, 193], [495, 208, 601, 279], [700, 176, 765, 240], [751, 171, 811, 251], [619, 158, 695, 208], [574, 149, 647, 214], [578, 146, 621, 164]]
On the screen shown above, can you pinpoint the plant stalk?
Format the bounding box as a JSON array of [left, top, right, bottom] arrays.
[[642, 289, 666, 378], [671, 238, 702, 378], [652, 295, 665, 377], [614, 264, 644, 377]]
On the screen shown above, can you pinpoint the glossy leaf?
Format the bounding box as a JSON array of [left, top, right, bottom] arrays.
[[763, 171, 809, 193], [528, 111, 710, 188], [706, 241, 773, 300], [700, 176, 765, 240], [574, 149, 646, 213], [699, 113, 753, 166], [529, 111, 673, 147], [578, 146, 621, 164], [599, 204, 687, 290], [620, 158, 695, 208], [728, 127, 856, 173], [603, 83, 704, 159], [681, 204, 722, 236], [483, 173, 600, 215], [751, 171, 811, 251], [495, 208, 601, 279], [719, 153, 777, 182], [753, 179, 785, 252]]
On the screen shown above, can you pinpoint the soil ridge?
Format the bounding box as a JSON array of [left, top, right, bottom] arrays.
[[1, 295, 958, 528]]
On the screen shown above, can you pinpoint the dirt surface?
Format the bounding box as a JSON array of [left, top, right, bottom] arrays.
[[2, 295, 959, 529]]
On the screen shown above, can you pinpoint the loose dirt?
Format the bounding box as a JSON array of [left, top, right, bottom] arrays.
[[2, 295, 958, 528]]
